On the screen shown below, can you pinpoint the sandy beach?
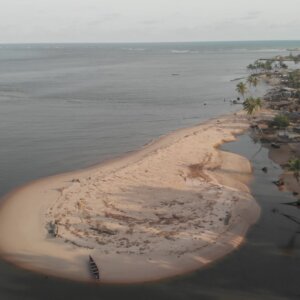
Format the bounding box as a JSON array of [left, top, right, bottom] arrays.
[[0, 112, 260, 283]]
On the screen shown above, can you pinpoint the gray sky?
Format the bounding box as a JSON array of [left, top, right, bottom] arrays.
[[0, 0, 299, 43]]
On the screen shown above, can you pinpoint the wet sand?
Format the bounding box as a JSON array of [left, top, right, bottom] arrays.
[[0, 112, 260, 283]]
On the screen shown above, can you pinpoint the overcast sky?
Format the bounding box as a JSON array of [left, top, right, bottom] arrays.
[[0, 0, 299, 43]]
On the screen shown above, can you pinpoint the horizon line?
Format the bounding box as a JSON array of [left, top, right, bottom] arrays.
[[0, 39, 300, 45]]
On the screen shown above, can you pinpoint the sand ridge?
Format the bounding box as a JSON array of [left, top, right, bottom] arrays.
[[0, 112, 260, 283]]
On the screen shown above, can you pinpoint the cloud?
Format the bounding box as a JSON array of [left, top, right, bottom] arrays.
[[0, 0, 299, 42]]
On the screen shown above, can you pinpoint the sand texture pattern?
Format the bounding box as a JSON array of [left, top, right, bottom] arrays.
[[0, 112, 260, 283]]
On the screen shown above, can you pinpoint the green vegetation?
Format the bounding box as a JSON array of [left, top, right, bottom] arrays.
[[288, 158, 300, 182], [264, 60, 273, 71], [247, 54, 300, 75], [247, 63, 257, 73], [288, 53, 300, 64], [247, 75, 259, 88], [287, 70, 300, 88], [244, 53, 300, 204], [236, 82, 247, 99], [247, 59, 273, 73], [270, 114, 290, 129], [243, 97, 262, 115]]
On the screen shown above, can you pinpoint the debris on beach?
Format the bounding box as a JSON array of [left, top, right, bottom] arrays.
[[46, 221, 58, 238]]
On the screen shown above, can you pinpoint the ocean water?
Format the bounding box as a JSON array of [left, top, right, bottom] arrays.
[[2, 40, 300, 195], [0, 40, 300, 299]]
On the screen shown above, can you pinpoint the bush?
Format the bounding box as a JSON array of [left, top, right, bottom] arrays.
[[271, 114, 290, 129]]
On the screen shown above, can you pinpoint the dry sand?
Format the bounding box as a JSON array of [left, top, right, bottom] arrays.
[[0, 112, 260, 283]]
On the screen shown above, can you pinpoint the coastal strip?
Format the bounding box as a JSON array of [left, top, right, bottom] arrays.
[[0, 112, 260, 283]]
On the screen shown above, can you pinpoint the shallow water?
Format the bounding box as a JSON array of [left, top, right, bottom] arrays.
[[1, 41, 300, 299]]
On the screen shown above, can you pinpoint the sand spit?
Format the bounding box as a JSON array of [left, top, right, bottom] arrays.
[[0, 112, 260, 283]]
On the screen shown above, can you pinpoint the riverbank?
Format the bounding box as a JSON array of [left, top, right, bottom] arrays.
[[246, 53, 300, 203], [0, 111, 260, 283]]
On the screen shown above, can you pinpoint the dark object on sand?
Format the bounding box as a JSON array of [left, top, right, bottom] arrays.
[[271, 143, 280, 149], [293, 191, 299, 196], [272, 179, 284, 187], [262, 167, 268, 173], [46, 221, 58, 237], [89, 255, 100, 280]]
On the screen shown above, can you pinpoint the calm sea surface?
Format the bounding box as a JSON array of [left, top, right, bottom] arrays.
[[0, 41, 300, 299]]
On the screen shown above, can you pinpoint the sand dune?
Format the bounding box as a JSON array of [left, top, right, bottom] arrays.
[[0, 112, 260, 283]]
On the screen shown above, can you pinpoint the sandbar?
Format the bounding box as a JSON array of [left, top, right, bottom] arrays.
[[0, 112, 260, 283]]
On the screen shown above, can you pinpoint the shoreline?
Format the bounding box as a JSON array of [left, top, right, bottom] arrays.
[[0, 111, 260, 284]]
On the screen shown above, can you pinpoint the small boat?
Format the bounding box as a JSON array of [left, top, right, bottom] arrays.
[[89, 255, 100, 280]]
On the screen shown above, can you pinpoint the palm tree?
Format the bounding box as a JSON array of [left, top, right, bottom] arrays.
[[247, 75, 259, 88], [236, 82, 247, 99], [264, 60, 273, 71], [288, 158, 300, 182], [243, 97, 262, 115]]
